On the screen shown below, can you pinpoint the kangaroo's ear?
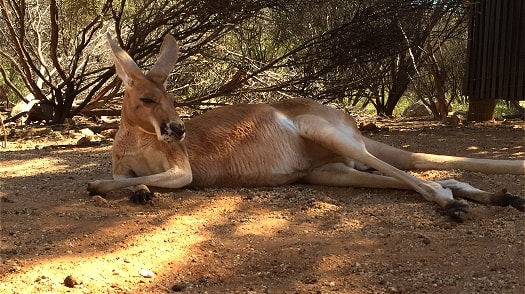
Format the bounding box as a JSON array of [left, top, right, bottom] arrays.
[[146, 34, 179, 87], [107, 34, 143, 87]]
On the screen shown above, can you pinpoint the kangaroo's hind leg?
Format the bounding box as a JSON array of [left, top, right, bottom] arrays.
[[292, 114, 470, 220]]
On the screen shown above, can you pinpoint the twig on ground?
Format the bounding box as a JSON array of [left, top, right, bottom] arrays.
[[0, 113, 7, 148]]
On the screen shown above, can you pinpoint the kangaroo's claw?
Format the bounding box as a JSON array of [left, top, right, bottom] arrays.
[[491, 189, 525, 212], [130, 189, 154, 204], [445, 201, 471, 222]]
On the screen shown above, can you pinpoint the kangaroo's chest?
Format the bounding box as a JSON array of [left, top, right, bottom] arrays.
[[113, 134, 175, 177]]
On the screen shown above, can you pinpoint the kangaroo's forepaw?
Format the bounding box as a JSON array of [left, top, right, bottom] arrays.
[[445, 201, 471, 222], [87, 181, 105, 196], [87, 186, 97, 196], [491, 189, 525, 212], [130, 189, 154, 204]]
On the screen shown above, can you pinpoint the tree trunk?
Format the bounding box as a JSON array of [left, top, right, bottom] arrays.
[[384, 68, 410, 116], [467, 99, 497, 121], [426, 44, 449, 120]]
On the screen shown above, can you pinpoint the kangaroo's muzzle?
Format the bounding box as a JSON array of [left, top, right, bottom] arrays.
[[161, 121, 186, 142]]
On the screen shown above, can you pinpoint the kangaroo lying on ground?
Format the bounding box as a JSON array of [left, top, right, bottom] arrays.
[[88, 34, 525, 221]]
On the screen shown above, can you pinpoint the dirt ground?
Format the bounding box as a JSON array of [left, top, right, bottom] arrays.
[[0, 118, 524, 294]]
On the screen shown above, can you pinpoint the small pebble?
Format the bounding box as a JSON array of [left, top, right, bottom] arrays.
[[64, 275, 79, 288], [0, 196, 15, 203], [76, 137, 92, 146], [171, 283, 186, 292], [139, 269, 154, 278], [91, 195, 109, 206]]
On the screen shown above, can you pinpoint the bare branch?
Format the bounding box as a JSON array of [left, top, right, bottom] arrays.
[[49, 0, 67, 81]]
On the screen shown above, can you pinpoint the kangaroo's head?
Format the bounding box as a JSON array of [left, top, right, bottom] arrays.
[[107, 34, 185, 143]]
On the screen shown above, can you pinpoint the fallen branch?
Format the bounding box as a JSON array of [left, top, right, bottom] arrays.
[[80, 109, 121, 117], [2, 111, 28, 124]]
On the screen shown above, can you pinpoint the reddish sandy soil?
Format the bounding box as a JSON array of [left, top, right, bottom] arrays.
[[0, 118, 524, 293]]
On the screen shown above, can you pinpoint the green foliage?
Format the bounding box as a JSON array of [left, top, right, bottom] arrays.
[[494, 101, 525, 120], [210, 0, 471, 119], [0, 66, 28, 104]]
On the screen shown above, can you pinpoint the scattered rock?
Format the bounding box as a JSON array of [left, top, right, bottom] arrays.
[[100, 128, 118, 139], [359, 122, 389, 133], [76, 137, 92, 147], [64, 118, 76, 126], [79, 128, 95, 139], [8, 126, 52, 139], [139, 269, 154, 278], [359, 122, 380, 132], [64, 275, 79, 288], [403, 100, 432, 118], [91, 195, 109, 206], [112, 269, 123, 276], [171, 283, 187, 292], [443, 111, 467, 126], [10, 99, 54, 124], [1, 196, 15, 203], [417, 234, 432, 245], [35, 275, 48, 283], [301, 276, 318, 284]]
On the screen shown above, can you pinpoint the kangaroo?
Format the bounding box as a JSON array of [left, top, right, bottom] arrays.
[[88, 34, 525, 221]]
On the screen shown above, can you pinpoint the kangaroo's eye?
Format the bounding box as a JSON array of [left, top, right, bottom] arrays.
[[141, 98, 156, 104]]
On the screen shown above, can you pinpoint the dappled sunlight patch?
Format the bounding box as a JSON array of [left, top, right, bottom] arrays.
[[410, 169, 462, 181], [469, 146, 525, 159], [0, 157, 69, 178], [341, 218, 363, 230], [176, 193, 245, 223], [0, 221, 206, 293], [53, 145, 112, 160], [495, 146, 524, 159], [303, 200, 342, 218], [0, 145, 111, 180], [233, 211, 289, 237], [0, 196, 249, 293], [315, 249, 364, 273]]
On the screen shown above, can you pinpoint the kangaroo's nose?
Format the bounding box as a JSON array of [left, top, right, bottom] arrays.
[[169, 122, 186, 138]]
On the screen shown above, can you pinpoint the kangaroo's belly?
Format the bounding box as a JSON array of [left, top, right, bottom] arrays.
[[182, 101, 338, 187]]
